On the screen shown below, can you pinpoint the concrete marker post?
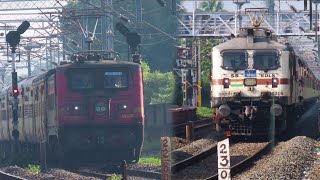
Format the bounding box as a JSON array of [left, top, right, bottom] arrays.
[[161, 137, 171, 180]]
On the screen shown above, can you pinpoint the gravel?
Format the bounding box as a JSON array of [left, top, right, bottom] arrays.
[[173, 140, 267, 179], [4, 134, 319, 180], [0, 166, 100, 180], [235, 136, 317, 180], [303, 139, 320, 180], [172, 131, 225, 163]]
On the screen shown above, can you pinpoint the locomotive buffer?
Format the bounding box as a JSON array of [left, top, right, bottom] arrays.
[[5, 21, 30, 144]]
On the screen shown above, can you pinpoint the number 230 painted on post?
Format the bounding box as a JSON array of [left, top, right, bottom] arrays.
[[218, 138, 231, 180]]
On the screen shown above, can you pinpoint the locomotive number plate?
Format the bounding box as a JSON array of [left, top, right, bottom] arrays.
[[245, 69, 256, 78]]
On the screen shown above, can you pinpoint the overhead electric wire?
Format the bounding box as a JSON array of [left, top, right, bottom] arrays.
[[119, 6, 176, 40]]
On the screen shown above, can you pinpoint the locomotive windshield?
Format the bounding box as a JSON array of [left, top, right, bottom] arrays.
[[68, 69, 129, 90], [70, 71, 94, 89], [222, 51, 247, 70], [104, 71, 128, 88], [253, 52, 279, 70]]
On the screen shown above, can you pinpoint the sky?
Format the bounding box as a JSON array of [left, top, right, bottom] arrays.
[[181, 0, 306, 12]]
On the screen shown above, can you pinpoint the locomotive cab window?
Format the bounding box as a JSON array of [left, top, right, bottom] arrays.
[[70, 71, 94, 90], [221, 51, 247, 71], [104, 71, 128, 88], [253, 51, 279, 71]]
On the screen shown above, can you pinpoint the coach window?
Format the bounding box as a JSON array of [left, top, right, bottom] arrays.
[[48, 94, 55, 109], [253, 51, 279, 71], [104, 71, 128, 88], [1, 110, 6, 121], [221, 51, 247, 71]]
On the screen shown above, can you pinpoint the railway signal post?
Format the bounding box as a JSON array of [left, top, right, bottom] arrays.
[[5, 21, 30, 146]]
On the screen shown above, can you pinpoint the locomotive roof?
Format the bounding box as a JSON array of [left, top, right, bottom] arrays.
[[59, 59, 140, 67], [213, 36, 288, 52]]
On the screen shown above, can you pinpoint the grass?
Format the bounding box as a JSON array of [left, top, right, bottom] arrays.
[[106, 174, 121, 180], [138, 157, 161, 166], [26, 164, 41, 174], [197, 107, 214, 118]]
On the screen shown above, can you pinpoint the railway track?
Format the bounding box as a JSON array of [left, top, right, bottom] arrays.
[[173, 118, 214, 138], [205, 140, 273, 180], [172, 144, 218, 173], [76, 164, 162, 179], [0, 170, 26, 180], [172, 139, 274, 179]]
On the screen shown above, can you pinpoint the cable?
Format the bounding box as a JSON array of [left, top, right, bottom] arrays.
[[140, 38, 172, 46], [119, 6, 176, 40]]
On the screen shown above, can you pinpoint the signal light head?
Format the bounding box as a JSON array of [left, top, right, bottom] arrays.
[[13, 88, 19, 97]]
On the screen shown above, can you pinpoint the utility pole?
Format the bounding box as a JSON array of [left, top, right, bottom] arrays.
[[197, 39, 201, 107], [314, 0, 320, 58], [233, 0, 250, 31], [266, 0, 275, 27], [25, 43, 41, 77]]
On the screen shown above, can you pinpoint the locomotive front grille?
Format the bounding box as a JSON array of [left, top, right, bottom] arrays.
[[230, 122, 252, 135]]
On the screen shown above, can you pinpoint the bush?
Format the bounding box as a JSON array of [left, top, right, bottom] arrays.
[[197, 107, 214, 118], [138, 157, 161, 166], [27, 164, 41, 174], [106, 174, 122, 180]]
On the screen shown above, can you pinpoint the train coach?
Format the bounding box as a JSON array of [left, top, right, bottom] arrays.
[[0, 52, 144, 164], [211, 27, 320, 137]]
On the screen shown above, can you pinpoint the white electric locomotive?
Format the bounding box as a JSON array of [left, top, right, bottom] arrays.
[[211, 27, 320, 136]]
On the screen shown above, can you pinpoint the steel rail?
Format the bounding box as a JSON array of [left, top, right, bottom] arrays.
[[174, 118, 214, 137], [76, 168, 161, 179], [0, 170, 27, 180], [127, 169, 161, 179], [171, 144, 218, 173], [75, 170, 112, 179]]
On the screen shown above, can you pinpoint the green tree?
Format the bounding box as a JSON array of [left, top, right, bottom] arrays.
[[198, 0, 223, 12], [61, 0, 177, 72], [113, 0, 177, 72], [200, 38, 223, 107], [141, 61, 175, 105]]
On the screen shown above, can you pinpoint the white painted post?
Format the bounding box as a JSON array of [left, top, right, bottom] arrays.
[[218, 138, 231, 180]]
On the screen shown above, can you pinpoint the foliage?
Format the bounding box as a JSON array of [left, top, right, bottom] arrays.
[[27, 164, 41, 174], [138, 157, 161, 166], [200, 38, 223, 107], [61, 0, 177, 72], [141, 61, 175, 105], [198, 0, 223, 12], [113, 0, 177, 72], [197, 107, 214, 118], [106, 174, 121, 180]]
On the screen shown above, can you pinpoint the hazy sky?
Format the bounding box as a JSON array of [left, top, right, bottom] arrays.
[[181, 0, 307, 12]]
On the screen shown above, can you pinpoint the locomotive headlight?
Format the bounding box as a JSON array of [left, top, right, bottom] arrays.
[[119, 104, 128, 110], [244, 78, 257, 86], [223, 78, 229, 88], [95, 102, 107, 113], [96, 106, 101, 112], [74, 106, 79, 110], [270, 104, 283, 116], [218, 105, 231, 117], [272, 78, 278, 88]]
